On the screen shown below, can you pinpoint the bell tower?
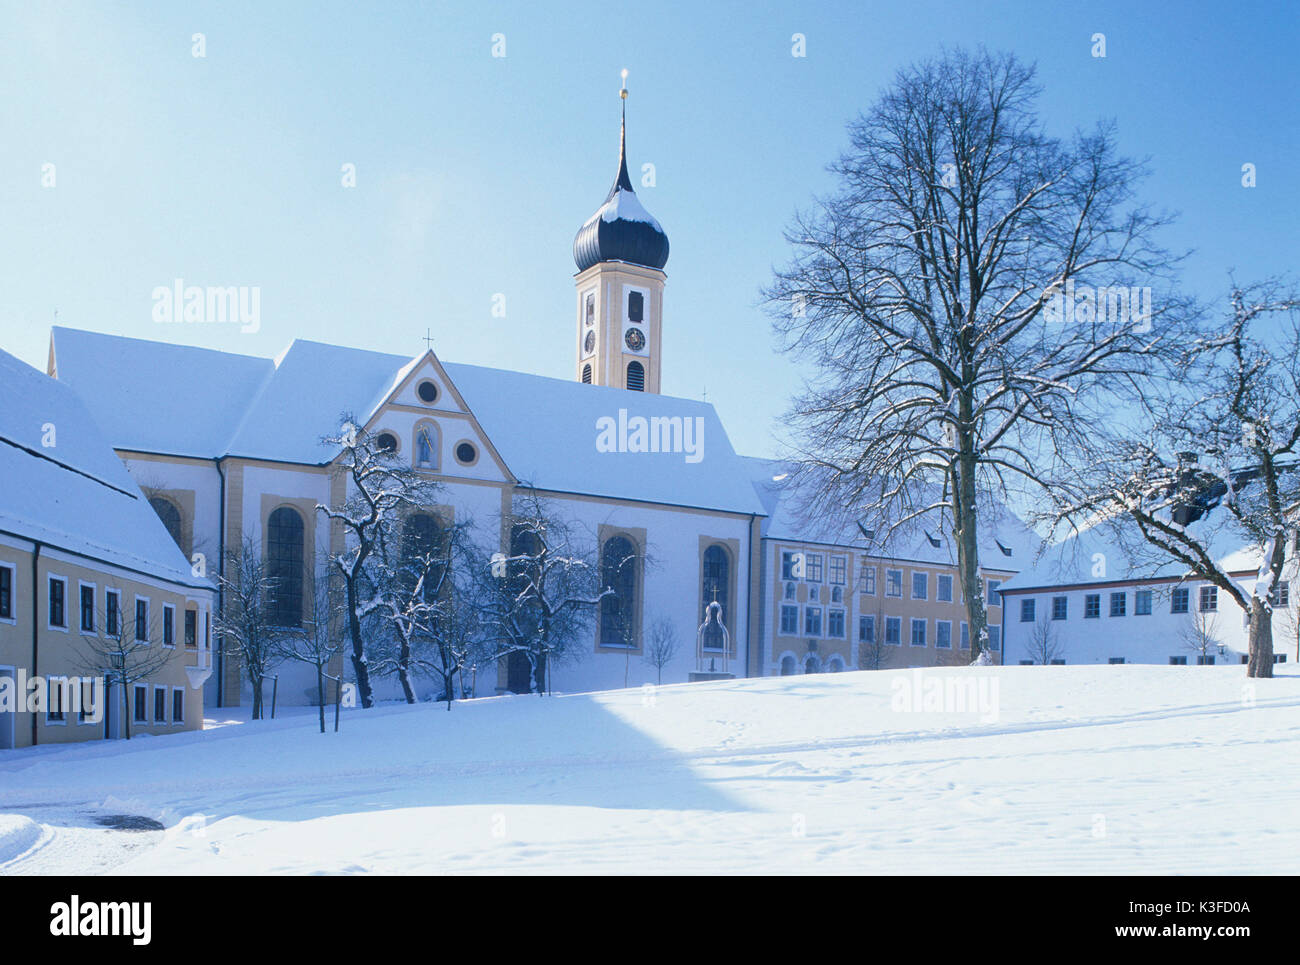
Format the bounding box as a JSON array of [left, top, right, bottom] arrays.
[[572, 70, 669, 394]]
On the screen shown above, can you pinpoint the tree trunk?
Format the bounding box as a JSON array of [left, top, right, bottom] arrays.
[[316, 664, 326, 734], [251, 676, 263, 720], [345, 579, 374, 708], [397, 635, 416, 704], [953, 421, 988, 663], [1246, 597, 1275, 678]]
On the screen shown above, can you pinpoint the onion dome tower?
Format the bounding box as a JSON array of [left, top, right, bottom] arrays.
[[573, 70, 667, 393]]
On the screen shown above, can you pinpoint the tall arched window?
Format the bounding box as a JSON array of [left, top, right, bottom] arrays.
[[150, 497, 184, 551], [626, 361, 645, 392], [266, 506, 305, 627], [701, 544, 730, 650], [402, 513, 445, 603], [581, 364, 592, 384], [413, 422, 439, 470], [600, 535, 637, 646], [780, 654, 797, 676]]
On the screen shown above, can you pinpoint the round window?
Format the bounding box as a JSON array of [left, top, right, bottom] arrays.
[[584, 331, 596, 354], [416, 380, 439, 404], [376, 432, 398, 453], [455, 442, 477, 465]]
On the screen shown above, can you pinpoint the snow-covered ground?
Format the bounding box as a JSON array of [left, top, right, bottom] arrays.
[[1, 665, 1297, 874]]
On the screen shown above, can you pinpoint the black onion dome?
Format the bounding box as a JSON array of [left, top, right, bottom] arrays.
[[573, 111, 669, 272]]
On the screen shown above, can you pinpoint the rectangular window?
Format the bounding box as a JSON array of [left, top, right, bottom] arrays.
[[77, 679, 96, 724], [135, 598, 149, 641], [1270, 581, 1290, 607], [910, 618, 927, 647], [912, 572, 928, 601], [106, 590, 120, 637], [162, 605, 175, 647], [1196, 655, 1215, 666], [1020, 598, 1036, 623], [885, 569, 903, 598], [806, 554, 823, 583], [172, 688, 185, 724], [1109, 657, 1125, 664], [960, 622, 970, 650], [627, 290, 644, 323], [1109, 592, 1127, 617], [48, 577, 66, 628], [0, 564, 11, 620], [859, 563, 876, 595], [46, 676, 67, 723], [804, 607, 822, 636], [936, 621, 952, 649], [1169, 656, 1188, 666], [779, 605, 799, 635], [184, 608, 197, 647], [885, 616, 901, 646], [1049, 659, 1066, 666], [858, 614, 875, 643], [827, 609, 845, 638], [153, 686, 167, 723], [79, 584, 95, 632], [1199, 585, 1218, 612], [1135, 589, 1153, 616], [987, 580, 1002, 606], [987, 625, 1001, 651], [1171, 587, 1190, 613], [1052, 596, 1068, 621], [781, 551, 797, 581], [1084, 594, 1101, 619], [937, 574, 953, 603], [133, 685, 147, 722], [829, 555, 846, 586]]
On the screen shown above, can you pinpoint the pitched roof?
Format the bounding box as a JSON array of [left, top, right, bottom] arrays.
[[0, 348, 211, 589], [49, 328, 766, 516], [741, 456, 1041, 571]]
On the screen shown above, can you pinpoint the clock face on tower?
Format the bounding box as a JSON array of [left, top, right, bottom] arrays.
[[624, 327, 645, 352], [584, 330, 596, 354]]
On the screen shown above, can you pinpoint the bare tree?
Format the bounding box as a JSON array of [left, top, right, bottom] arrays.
[[316, 415, 441, 708], [1023, 612, 1065, 665], [213, 536, 282, 720], [1180, 605, 1222, 664], [765, 47, 1191, 663], [275, 563, 346, 733], [77, 599, 175, 740], [1049, 281, 1300, 678], [473, 486, 608, 695], [642, 616, 680, 685], [857, 595, 892, 670]]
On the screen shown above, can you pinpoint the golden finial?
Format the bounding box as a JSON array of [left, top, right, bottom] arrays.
[[620, 68, 628, 100]]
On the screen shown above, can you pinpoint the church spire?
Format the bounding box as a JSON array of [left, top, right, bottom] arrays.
[[611, 68, 634, 197]]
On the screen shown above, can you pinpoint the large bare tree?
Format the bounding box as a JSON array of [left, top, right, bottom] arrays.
[[765, 47, 1190, 661]]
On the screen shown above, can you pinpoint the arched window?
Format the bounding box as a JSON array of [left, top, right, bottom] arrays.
[[149, 497, 184, 551], [626, 361, 645, 392], [701, 544, 729, 650], [581, 364, 592, 384], [780, 654, 797, 676], [401, 513, 445, 603], [804, 654, 822, 674], [267, 507, 305, 627], [600, 535, 637, 646], [413, 422, 439, 470], [828, 655, 845, 673]]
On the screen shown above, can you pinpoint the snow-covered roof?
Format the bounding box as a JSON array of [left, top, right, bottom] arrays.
[[49, 328, 766, 517], [0, 348, 211, 589], [742, 456, 1040, 572], [999, 513, 1265, 593], [50, 327, 274, 459]]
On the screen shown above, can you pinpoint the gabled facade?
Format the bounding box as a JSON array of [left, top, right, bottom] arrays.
[[0, 349, 214, 748]]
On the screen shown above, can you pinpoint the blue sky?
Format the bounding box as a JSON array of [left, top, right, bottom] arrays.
[[1, 0, 1296, 458]]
